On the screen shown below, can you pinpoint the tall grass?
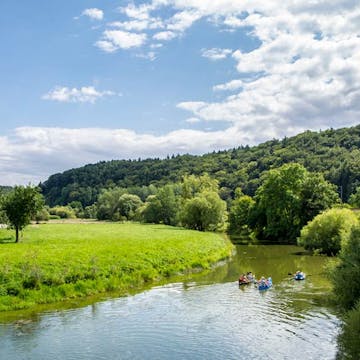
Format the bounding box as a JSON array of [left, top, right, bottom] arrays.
[[0, 222, 233, 311]]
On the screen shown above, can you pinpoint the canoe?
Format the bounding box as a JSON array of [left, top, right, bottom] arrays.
[[238, 280, 251, 286], [258, 277, 272, 291], [294, 273, 306, 280]]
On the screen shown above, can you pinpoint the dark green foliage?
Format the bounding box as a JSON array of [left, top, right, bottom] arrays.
[[1, 186, 44, 242], [141, 189, 179, 225], [252, 164, 339, 243], [337, 301, 360, 360], [349, 186, 360, 208], [40, 125, 360, 207], [330, 226, 360, 310], [96, 188, 143, 221], [180, 191, 227, 231], [228, 193, 255, 234], [141, 185, 179, 226]]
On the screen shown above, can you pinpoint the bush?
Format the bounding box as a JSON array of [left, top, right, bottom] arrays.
[[35, 208, 50, 222], [330, 226, 360, 310], [49, 206, 76, 219], [298, 208, 359, 255], [337, 300, 360, 360]]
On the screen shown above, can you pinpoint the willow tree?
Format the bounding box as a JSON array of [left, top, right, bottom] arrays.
[[1, 185, 44, 242]]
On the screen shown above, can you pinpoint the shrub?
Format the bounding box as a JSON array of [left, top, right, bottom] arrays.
[[49, 206, 76, 219], [298, 208, 359, 255], [330, 226, 360, 310], [337, 300, 360, 360], [35, 208, 50, 222]]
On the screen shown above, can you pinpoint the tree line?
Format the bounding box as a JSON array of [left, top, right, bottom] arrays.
[[40, 125, 360, 207]]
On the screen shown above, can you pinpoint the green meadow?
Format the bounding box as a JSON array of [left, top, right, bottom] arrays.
[[0, 222, 233, 312]]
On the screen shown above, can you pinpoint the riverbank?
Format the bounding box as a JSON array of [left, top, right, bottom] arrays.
[[0, 222, 234, 312]]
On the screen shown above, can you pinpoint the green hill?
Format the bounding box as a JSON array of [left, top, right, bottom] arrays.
[[41, 125, 360, 206]]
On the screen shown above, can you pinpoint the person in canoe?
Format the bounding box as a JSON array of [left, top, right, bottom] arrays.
[[238, 273, 250, 285], [258, 276, 272, 290], [294, 270, 306, 280], [246, 272, 255, 283]]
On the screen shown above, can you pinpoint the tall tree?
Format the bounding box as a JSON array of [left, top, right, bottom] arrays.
[[141, 185, 179, 225], [253, 163, 340, 242], [1, 185, 44, 243], [229, 190, 255, 235], [180, 191, 227, 231]]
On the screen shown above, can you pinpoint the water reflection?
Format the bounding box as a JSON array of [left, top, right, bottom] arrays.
[[0, 245, 341, 360]]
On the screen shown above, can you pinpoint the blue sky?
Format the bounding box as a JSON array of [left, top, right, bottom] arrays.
[[1, 0, 360, 185]]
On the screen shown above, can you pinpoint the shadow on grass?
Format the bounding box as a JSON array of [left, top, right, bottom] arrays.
[[0, 236, 15, 244]]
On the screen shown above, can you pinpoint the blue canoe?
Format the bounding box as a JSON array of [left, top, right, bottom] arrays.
[[294, 272, 306, 280], [258, 277, 272, 290]]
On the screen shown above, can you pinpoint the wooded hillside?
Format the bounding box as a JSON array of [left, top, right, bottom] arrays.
[[41, 125, 360, 206]]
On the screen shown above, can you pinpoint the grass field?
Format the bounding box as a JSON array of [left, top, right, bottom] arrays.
[[0, 222, 233, 312]]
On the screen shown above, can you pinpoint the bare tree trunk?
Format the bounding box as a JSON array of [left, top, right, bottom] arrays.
[[15, 227, 19, 243]]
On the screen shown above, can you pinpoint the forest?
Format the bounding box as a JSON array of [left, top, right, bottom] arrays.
[[40, 125, 360, 207]]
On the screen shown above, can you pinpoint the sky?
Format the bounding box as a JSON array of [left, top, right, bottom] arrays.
[[1, 0, 360, 185]]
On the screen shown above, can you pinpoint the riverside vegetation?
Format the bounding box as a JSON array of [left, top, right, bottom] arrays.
[[1, 125, 360, 356], [0, 222, 233, 312]]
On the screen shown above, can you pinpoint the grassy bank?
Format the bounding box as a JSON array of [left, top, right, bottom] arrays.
[[0, 222, 233, 312]]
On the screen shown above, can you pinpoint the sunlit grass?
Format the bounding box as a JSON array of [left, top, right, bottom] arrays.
[[0, 222, 233, 311]]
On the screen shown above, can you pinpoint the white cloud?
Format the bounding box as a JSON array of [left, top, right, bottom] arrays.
[[153, 31, 177, 41], [213, 79, 243, 91], [96, 30, 147, 51], [170, 0, 360, 141], [120, 3, 154, 20], [42, 86, 115, 103], [201, 48, 233, 61], [136, 51, 157, 61], [0, 126, 249, 185], [82, 8, 104, 21], [166, 10, 202, 32], [8, 0, 360, 185], [185, 117, 201, 123]]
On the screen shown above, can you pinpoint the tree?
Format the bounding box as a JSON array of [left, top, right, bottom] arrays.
[[1, 185, 44, 242], [181, 173, 219, 199], [141, 195, 162, 224], [180, 191, 227, 231], [141, 185, 179, 225], [252, 163, 339, 243], [337, 301, 360, 360], [96, 187, 125, 221], [118, 193, 143, 220], [229, 194, 255, 234], [298, 208, 359, 255], [349, 186, 360, 208], [329, 225, 360, 309], [329, 225, 360, 359]]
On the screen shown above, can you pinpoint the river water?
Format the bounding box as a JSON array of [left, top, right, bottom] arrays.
[[0, 245, 340, 359]]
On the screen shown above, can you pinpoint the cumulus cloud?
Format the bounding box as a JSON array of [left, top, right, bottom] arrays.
[[213, 79, 243, 91], [95, 30, 147, 52], [7, 0, 360, 185], [172, 0, 360, 140], [0, 126, 250, 185], [42, 86, 115, 103], [82, 8, 104, 21], [201, 48, 233, 61], [153, 31, 177, 41], [185, 117, 201, 123]]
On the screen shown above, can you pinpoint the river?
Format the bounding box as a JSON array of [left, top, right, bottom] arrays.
[[0, 245, 340, 359]]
